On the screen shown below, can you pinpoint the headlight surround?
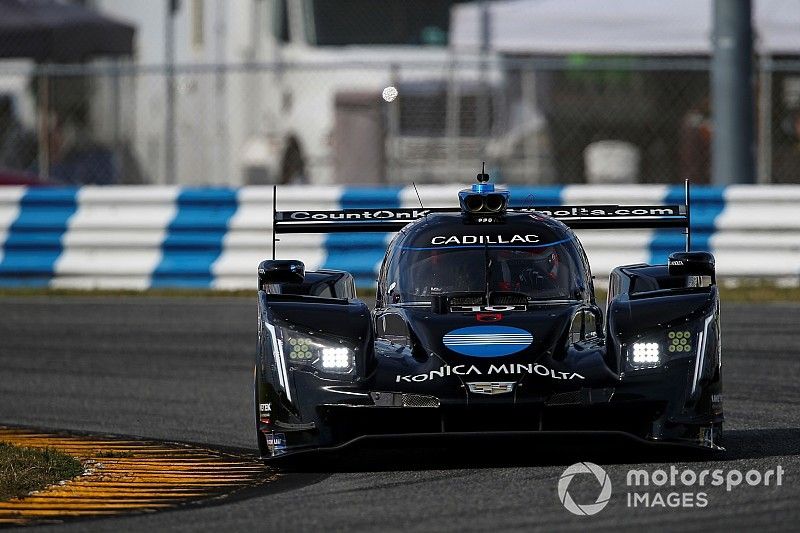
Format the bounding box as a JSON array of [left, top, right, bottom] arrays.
[[281, 328, 355, 375], [627, 328, 696, 370]]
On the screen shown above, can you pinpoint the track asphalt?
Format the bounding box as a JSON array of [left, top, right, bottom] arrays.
[[0, 297, 798, 532]]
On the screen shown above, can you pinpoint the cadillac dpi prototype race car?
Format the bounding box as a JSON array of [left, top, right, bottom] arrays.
[[255, 172, 723, 460]]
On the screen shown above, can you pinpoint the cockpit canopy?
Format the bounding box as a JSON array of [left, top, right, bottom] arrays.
[[379, 213, 591, 304]]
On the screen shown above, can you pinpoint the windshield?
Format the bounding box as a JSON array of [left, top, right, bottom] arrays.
[[309, 0, 464, 46], [384, 237, 586, 303]]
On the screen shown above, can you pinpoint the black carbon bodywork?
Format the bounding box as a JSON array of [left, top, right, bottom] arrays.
[[255, 210, 723, 460]]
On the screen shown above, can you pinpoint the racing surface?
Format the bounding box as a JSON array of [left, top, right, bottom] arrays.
[[1, 296, 798, 532]]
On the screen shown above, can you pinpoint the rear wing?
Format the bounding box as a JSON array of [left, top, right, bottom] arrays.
[[271, 181, 693, 258]]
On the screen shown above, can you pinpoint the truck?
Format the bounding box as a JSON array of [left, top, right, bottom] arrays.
[[94, 0, 544, 186]]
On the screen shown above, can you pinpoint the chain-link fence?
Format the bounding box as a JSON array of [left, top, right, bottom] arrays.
[[1, 57, 799, 186]]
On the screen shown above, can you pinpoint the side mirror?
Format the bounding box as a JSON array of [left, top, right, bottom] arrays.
[[569, 308, 601, 343], [258, 259, 305, 288], [668, 252, 715, 283]]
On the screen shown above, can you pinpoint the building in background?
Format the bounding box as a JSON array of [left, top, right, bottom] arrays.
[[451, 0, 800, 184], [0, 0, 135, 184], [93, 0, 500, 186], [2, 0, 799, 186]]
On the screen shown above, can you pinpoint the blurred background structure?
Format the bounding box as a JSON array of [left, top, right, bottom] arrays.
[[0, 0, 799, 187]]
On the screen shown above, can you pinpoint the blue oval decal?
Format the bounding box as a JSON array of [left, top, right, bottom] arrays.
[[443, 326, 533, 357]]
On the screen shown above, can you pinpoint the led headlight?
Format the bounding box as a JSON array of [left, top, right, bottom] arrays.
[[282, 329, 354, 375], [667, 330, 693, 353], [321, 347, 351, 369], [629, 342, 661, 369]]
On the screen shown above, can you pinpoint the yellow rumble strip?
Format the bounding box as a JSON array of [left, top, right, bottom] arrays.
[[0, 427, 272, 526]]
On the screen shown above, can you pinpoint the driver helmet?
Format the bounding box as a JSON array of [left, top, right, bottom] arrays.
[[528, 246, 560, 280], [494, 246, 560, 291]]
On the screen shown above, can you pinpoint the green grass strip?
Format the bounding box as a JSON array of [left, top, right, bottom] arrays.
[[0, 443, 83, 501]]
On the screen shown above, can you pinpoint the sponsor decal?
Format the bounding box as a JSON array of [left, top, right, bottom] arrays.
[[475, 312, 503, 322], [277, 205, 681, 226], [451, 305, 526, 313], [443, 325, 533, 357], [276, 205, 684, 222], [430, 234, 541, 246], [467, 382, 515, 395], [395, 363, 585, 383], [265, 432, 286, 452], [526, 206, 680, 218], [259, 402, 272, 424], [403, 236, 574, 252], [288, 209, 429, 221]]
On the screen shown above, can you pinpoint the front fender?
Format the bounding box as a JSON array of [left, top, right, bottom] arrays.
[[256, 290, 375, 418]]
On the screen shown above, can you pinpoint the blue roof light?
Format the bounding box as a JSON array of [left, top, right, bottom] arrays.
[[472, 183, 495, 193]]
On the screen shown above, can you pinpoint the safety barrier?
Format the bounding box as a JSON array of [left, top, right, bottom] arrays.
[[0, 185, 798, 290]]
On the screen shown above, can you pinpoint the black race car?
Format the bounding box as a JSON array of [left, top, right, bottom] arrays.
[[255, 173, 723, 460]]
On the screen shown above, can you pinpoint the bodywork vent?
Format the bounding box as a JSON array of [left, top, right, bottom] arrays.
[[449, 294, 484, 306], [489, 292, 528, 305], [546, 390, 582, 406], [402, 394, 440, 408], [370, 391, 440, 408]]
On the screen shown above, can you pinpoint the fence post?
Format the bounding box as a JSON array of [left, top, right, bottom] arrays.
[[446, 57, 460, 175], [385, 63, 400, 184], [164, 0, 179, 185], [757, 55, 772, 184], [711, 0, 756, 185], [36, 71, 50, 180]]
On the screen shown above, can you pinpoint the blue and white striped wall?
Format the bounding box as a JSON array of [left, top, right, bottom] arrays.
[[0, 185, 798, 290]]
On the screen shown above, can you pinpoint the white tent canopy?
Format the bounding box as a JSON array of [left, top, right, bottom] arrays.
[[450, 0, 800, 55]]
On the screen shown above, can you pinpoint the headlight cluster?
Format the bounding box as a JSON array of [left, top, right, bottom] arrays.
[[627, 329, 695, 370], [282, 329, 354, 375], [667, 330, 693, 353], [631, 342, 661, 367], [321, 347, 351, 370]]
